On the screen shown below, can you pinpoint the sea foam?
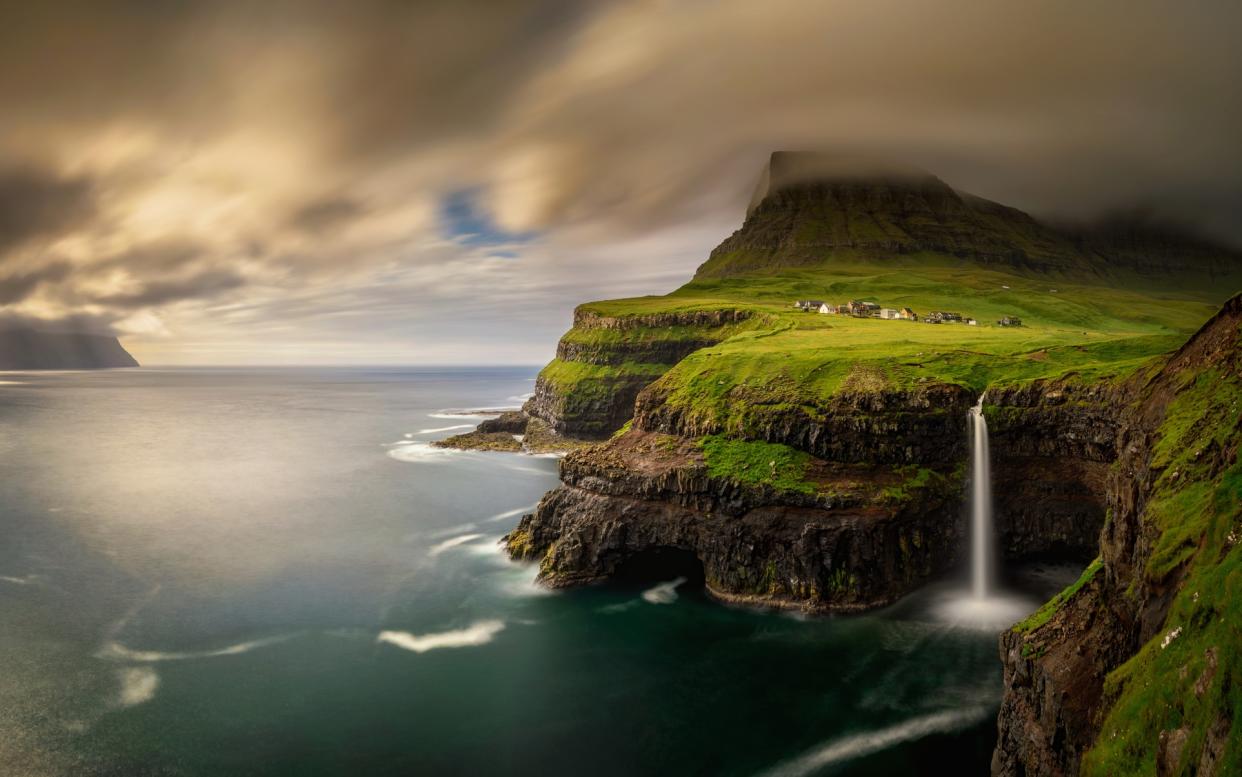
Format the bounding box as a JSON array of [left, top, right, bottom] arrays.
[[758, 705, 992, 776], [116, 667, 160, 707], [417, 424, 475, 434], [641, 577, 687, 605], [97, 634, 293, 663], [386, 441, 466, 463], [376, 620, 506, 654], [427, 533, 486, 557], [485, 504, 538, 523]]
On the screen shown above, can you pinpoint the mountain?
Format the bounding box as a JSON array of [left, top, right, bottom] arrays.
[[0, 328, 139, 369], [450, 152, 1242, 771], [696, 151, 1242, 287]]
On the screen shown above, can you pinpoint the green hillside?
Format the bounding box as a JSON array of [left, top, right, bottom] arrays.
[[530, 155, 1242, 439]]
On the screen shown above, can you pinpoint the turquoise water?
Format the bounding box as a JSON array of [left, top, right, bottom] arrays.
[[0, 368, 1072, 776]]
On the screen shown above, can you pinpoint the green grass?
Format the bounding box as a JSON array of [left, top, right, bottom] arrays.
[[699, 435, 816, 496], [881, 466, 938, 503], [1013, 557, 1102, 634], [561, 258, 1227, 429], [540, 253, 1235, 454], [1079, 339, 1242, 775], [537, 358, 669, 398]]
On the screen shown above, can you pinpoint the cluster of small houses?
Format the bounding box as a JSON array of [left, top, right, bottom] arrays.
[[793, 299, 1022, 327]]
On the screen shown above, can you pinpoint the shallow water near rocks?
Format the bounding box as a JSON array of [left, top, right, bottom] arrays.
[[0, 367, 1078, 776]]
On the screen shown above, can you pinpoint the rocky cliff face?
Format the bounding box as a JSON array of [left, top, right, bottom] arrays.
[[992, 293, 1242, 776], [636, 379, 976, 465], [507, 428, 964, 612], [985, 378, 1129, 560], [524, 307, 759, 438], [508, 371, 1115, 611]]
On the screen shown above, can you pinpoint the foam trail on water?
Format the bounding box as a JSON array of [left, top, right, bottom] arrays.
[[0, 574, 36, 586], [386, 442, 466, 463], [641, 577, 686, 605], [757, 706, 992, 776], [377, 620, 506, 653], [485, 504, 538, 523], [417, 424, 475, 434], [97, 634, 293, 662], [116, 667, 160, 708], [427, 522, 477, 539], [427, 533, 485, 556]]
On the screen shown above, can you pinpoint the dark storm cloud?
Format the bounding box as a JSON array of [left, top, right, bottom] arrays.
[[0, 167, 95, 256], [0, 261, 73, 305], [96, 268, 247, 309], [0, 0, 1239, 361]]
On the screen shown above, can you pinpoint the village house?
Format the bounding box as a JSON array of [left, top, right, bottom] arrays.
[[793, 300, 825, 312], [965, 318, 978, 326], [899, 307, 918, 321], [847, 300, 880, 317], [817, 303, 837, 314], [998, 315, 1023, 327], [879, 308, 900, 320]]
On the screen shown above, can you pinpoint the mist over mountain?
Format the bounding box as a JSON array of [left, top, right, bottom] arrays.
[[698, 152, 1242, 286]]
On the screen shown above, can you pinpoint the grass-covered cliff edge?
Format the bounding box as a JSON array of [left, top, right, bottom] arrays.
[[492, 153, 1242, 772], [993, 293, 1242, 776]]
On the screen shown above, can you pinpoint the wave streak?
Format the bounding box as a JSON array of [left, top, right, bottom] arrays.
[[427, 533, 485, 556], [97, 634, 293, 663], [377, 620, 506, 653], [417, 424, 475, 434], [757, 706, 992, 776]]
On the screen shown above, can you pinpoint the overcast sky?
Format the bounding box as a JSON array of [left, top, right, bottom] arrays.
[[1, 1, 1239, 365]]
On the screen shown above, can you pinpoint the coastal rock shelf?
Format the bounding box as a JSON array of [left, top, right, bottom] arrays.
[[506, 429, 964, 612]]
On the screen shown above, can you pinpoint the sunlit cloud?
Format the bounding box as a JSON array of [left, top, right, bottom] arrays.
[[0, 0, 1237, 363]]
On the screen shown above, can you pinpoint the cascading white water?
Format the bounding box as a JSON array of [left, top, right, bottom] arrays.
[[968, 396, 993, 598]]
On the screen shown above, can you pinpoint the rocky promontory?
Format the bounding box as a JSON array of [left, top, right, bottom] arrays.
[[0, 328, 138, 369]]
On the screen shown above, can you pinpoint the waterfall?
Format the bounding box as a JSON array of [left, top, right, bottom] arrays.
[[968, 396, 994, 598]]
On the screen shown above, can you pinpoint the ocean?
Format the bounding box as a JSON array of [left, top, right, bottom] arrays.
[[0, 367, 1072, 776]]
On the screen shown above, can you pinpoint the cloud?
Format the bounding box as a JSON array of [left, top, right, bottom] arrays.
[[0, 166, 95, 256], [0, 1, 1238, 362], [95, 268, 247, 309], [288, 196, 365, 234], [0, 261, 72, 304]]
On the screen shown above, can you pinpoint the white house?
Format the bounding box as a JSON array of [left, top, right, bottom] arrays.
[[818, 303, 836, 314], [879, 308, 900, 320]]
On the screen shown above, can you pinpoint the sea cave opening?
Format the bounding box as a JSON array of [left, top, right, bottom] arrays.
[[610, 547, 706, 589]]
